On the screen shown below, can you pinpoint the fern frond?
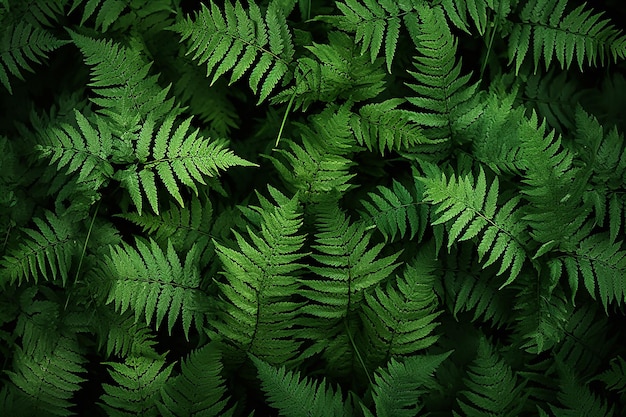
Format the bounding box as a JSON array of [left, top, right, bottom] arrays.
[[273, 31, 386, 111], [6, 0, 66, 27], [0, 211, 80, 286], [173, 0, 294, 103], [595, 356, 626, 395], [513, 270, 572, 354], [351, 99, 431, 154], [302, 202, 402, 321], [253, 356, 353, 417], [158, 343, 235, 417], [367, 352, 451, 417], [99, 354, 174, 417], [0, 22, 66, 94], [97, 238, 207, 338], [442, 243, 514, 326], [321, 0, 420, 72], [406, 6, 482, 143], [95, 308, 158, 358], [518, 111, 592, 252], [549, 365, 615, 417], [115, 112, 255, 214], [118, 195, 214, 257], [360, 178, 427, 242], [213, 187, 306, 364], [69, 31, 175, 127], [361, 254, 442, 369], [7, 335, 87, 417], [455, 337, 526, 417], [508, 0, 626, 74], [419, 166, 528, 287], [553, 234, 626, 310], [36, 110, 114, 185], [436, 0, 513, 35]]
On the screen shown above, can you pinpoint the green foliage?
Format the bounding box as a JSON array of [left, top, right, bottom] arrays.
[[2, 0, 626, 415]]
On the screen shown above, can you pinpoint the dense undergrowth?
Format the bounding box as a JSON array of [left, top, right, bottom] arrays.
[[1, 0, 626, 415]]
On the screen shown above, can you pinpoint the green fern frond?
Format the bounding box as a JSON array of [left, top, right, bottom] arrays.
[[595, 356, 626, 395], [0, 22, 66, 94], [69, 31, 175, 127], [0, 211, 80, 286], [99, 354, 174, 417], [419, 166, 528, 287], [406, 6, 482, 143], [436, 0, 513, 35], [173, 0, 294, 103], [554, 304, 610, 379], [36, 110, 114, 185], [549, 365, 615, 417], [6, 0, 66, 27], [442, 243, 513, 325], [553, 234, 626, 310], [361, 253, 442, 369], [518, 112, 592, 252], [97, 238, 207, 339], [513, 270, 572, 354], [360, 178, 427, 242], [366, 352, 451, 417], [320, 0, 420, 72], [273, 31, 386, 111], [253, 356, 353, 417], [455, 337, 526, 417], [71, 0, 127, 31], [508, 0, 626, 74], [213, 187, 306, 364], [158, 343, 235, 417], [7, 335, 87, 417], [115, 112, 255, 214], [95, 308, 158, 358], [351, 99, 431, 154], [302, 202, 402, 321], [118, 195, 214, 257], [519, 69, 582, 133]]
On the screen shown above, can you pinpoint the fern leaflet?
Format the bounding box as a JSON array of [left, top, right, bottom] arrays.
[[99, 354, 174, 417], [508, 0, 626, 73], [0, 22, 66, 94], [158, 343, 235, 417], [96, 238, 208, 338], [254, 356, 353, 417], [213, 187, 306, 364], [419, 166, 527, 287], [173, 0, 294, 103]]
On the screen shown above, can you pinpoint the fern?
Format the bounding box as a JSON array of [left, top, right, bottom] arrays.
[[360, 178, 427, 242], [99, 354, 174, 417], [6, 335, 87, 417], [320, 0, 419, 72], [96, 238, 208, 338], [173, 0, 294, 103], [435, 0, 513, 35], [0, 211, 80, 286], [454, 337, 526, 417], [419, 165, 528, 287], [549, 365, 616, 417], [36, 109, 114, 187], [552, 234, 626, 310], [351, 98, 431, 154], [364, 352, 451, 417], [0, 22, 66, 94], [212, 187, 306, 364], [69, 31, 176, 128], [158, 343, 235, 417], [360, 254, 442, 370], [405, 6, 482, 143], [273, 31, 387, 111], [507, 0, 626, 73], [254, 355, 353, 417], [114, 112, 255, 214], [70, 0, 174, 32], [595, 356, 626, 395]]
